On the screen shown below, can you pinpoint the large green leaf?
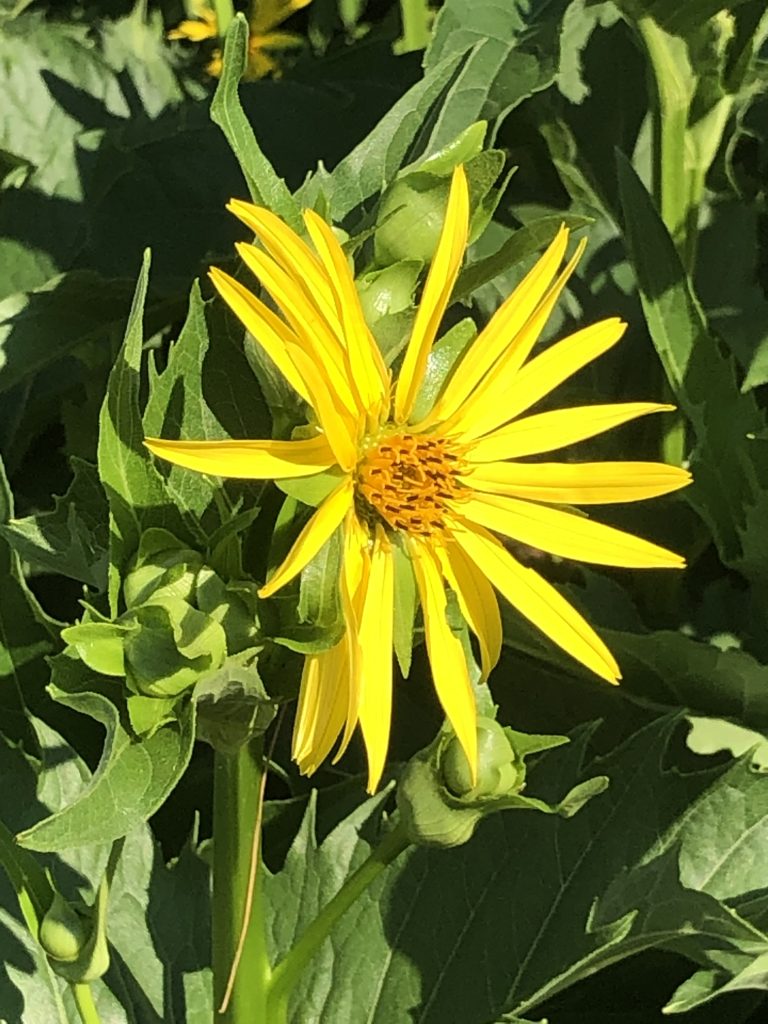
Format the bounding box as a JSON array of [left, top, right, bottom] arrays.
[[143, 281, 270, 521], [0, 717, 210, 1022], [424, 0, 573, 152], [97, 251, 195, 607], [210, 14, 301, 228], [0, 458, 109, 589], [266, 716, 768, 1023], [16, 652, 196, 852], [618, 154, 768, 583]]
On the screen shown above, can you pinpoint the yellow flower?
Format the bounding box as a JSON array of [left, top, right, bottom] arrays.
[[168, 0, 312, 79], [145, 166, 691, 792]]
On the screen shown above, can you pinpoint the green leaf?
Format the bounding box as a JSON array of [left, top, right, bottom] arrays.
[[210, 14, 301, 228], [98, 250, 194, 609], [303, 51, 465, 220], [0, 717, 211, 1022], [0, 458, 109, 589], [143, 281, 270, 521], [617, 153, 768, 582], [16, 653, 196, 851], [194, 650, 277, 752], [0, 456, 57, 750], [454, 214, 593, 302], [410, 317, 476, 422], [392, 538, 417, 679], [267, 717, 768, 1023], [423, 0, 574, 153]]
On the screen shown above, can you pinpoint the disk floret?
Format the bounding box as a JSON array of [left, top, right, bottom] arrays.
[[356, 431, 467, 536]]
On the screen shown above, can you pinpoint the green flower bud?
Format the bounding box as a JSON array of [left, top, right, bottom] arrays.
[[441, 720, 521, 800], [357, 260, 423, 325], [397, 718, 604, 849], [39, 891, 89, 963], [374, 172, 450, 267]]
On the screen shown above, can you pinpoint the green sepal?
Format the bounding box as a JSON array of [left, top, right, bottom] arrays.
[[43, 867, 111, 983], [357, 260, 423, 325], [410, 317, 477, 422], [277, 468, 346, 508], [124, 598, 227, 698], [194, 649, 278, 753], [397, 717, 609, 848], [60, 621, 131, 677], [127, 692, 180, 737]]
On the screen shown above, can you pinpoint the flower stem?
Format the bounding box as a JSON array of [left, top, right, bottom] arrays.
[[72, 983, 101, 1024], [267, 822, 410, 1017], [212, 739, 271, 1022]]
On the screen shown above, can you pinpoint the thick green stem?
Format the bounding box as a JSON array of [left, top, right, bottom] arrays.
[[72, 983, 101, 1024], [267, 823, 410, 1018], [213, 740, 270, 1023]]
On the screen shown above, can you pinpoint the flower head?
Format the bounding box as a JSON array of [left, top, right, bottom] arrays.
[[168, 0, 312, 79], [145, 165, 691, 792]]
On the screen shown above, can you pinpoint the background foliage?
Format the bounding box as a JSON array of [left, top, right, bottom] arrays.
[[1, 0, 768, 1020]]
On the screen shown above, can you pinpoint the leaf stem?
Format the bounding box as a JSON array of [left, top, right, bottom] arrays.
[[267, 822, 411, 1017], [212, 739, 271, 1022], [72, 983, 101, 1024]]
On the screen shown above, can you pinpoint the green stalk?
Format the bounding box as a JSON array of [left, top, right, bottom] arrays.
[[212, 740, 271, 1022], [266, 823, 410, 1020], [72, 983, 101, 1024]]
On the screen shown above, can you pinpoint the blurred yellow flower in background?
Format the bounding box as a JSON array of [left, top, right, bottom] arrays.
[[145, 166, 691, 792], [169, 0, 312, 78]]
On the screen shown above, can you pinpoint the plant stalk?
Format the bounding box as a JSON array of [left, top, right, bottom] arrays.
[[72, 983, 101, 1024], [266, 822, 411, 1018], [212, 739, 271, 1022]]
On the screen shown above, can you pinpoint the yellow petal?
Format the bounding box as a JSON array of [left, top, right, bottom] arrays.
[[144, 434, 335, 479], [462, 460, 692, 504], [439, 239, 587, 438], [251, 29, 304, 51], [437, 540, 502, 681], [287, 345, 359, 470], [236, 242, 359, 416], [456, 318, 627, 441], [293, 643, 349, 773], [409, 538, 477, 780], [259, 475, 354, 597], [304, 209, 389, 413], [168, 16, 217, 41], [227, 200, 340, 331], [427, 226, 570, 425], [394, 165, 470, 423], [449, 520, 620, 683], [466, 403, 675, 462], [357, 527, 394, 793], [251, 0, 311, 34], [455, 493, 686, 568], [333, 512, 370, 759], [209, 267, 311, 404]]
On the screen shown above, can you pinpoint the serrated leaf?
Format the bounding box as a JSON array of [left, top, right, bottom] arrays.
[[143, 282, 270, 522], [266, 716, 768, 1023], [0, 717, 210, 1022], [617, 153, 768, 582], [210, 14, 301, 227], [0, 458, 108, 589], [423, 0, 573, 153], [16, 652, 195, 851], [98, 250, 195, 609]]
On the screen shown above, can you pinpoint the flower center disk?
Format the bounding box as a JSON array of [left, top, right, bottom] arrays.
[[356, 433, 466, 536]]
